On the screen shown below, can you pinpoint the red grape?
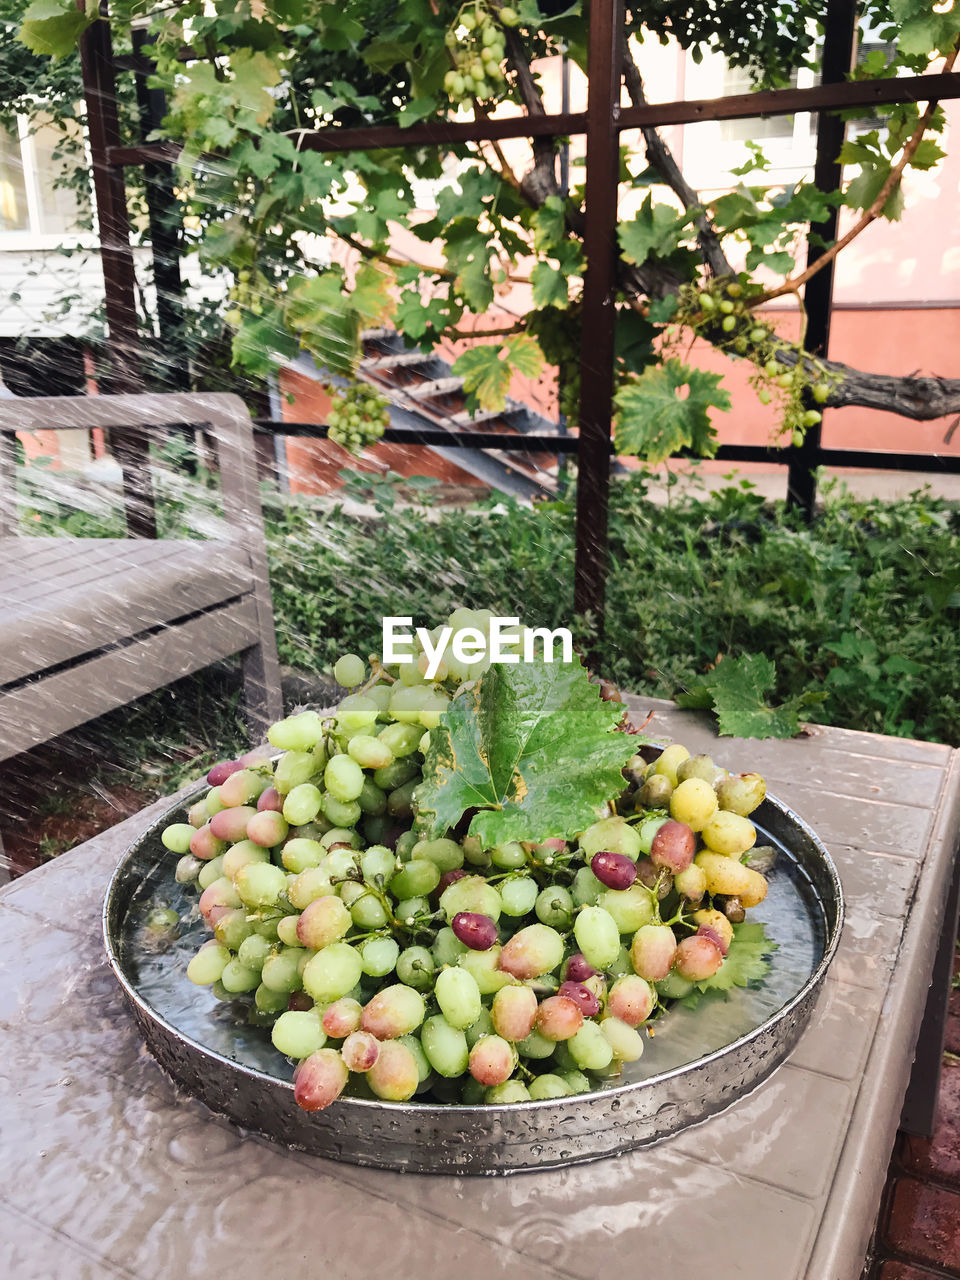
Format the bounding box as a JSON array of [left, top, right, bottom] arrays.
[[257, 786, 283, 813], [558, 980, 600, 1017], [207, 758, 242, 786], [451, 911, 498, 951], [590, 851, 638, 890], [649, 820, 696, 874], [564, 953, 597, 983]]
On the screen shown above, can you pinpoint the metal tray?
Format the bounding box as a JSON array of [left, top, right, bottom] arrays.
[[104, 783, 843, 1174]]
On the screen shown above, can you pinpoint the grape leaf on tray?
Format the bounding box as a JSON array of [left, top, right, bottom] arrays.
[[415, 657, 638, 846], [679, 922, 778, 1009], [676, 653, 825, 739]]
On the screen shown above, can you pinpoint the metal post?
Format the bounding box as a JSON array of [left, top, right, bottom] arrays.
[[80, 1, 156, 536], [573, 0, 624, 652], [132, 26, 187, 392], [786, 0, 858, 518]]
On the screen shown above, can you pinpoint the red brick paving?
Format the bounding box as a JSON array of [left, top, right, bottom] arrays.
[[871, 951, 960, 1280], [900, 1066, 960, 1190], [876, 1263, 957, 1280], [876, 1264, 958, 1280], [880, 1177, 960, 1277]]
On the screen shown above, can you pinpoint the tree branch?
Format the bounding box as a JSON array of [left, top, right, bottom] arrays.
[[503, 27, 559, 206], [621, 44, 733, 279]]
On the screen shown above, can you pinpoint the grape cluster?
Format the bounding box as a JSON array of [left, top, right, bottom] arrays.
[[327, 382, 391, 456], [162, 609, 772, 1111], [442, 3, 516, 106], [677, 278, 838, 444], [224, 268, 263, 327]]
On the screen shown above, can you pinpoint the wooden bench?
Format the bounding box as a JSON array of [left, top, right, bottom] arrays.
[[0, 392, 283, 763]]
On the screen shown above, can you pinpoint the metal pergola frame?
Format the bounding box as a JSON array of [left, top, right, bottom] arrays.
[[78, 0, 960, 639]]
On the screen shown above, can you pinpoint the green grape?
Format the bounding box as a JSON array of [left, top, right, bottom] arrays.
[[432, 926, 469, 966], [237, 933, 272, 972], [268, 711, 325, 753], [274, 750, 320, 796], [357, 777, 387, 816], [360, 936, 400, 977], [485, 1081, 530, 1104], [568, 1020, 614, 1071], [282, 783, 323, 826], [236, 862, 288, 908], [458, 945, 512, 994], [276, 914, 302, 946], [500, 875, 538, 916], [287, 868, 336, 909], [336, 694, 379, 734], [535, 885, 574, 927], [411, 838, 464, 873], [197, 856, 224, 890], [220, 959, 261, 994], [302, 942, 363, 1002], [280, 837, 324, 873], [334, 653, 365, 688], [397, 945, 436, 989], [573, 906, 621, 969], [394, 895, 430, 923], [597, 885, 655, 933], [390, 858, 441, 899], [321, 792, 362, 828], [261, 948, 306, 994], [421, 1015, 470, 1077], [347, 734, 393, 770], [272, 1010, 326, 1059], [572, 865, 602, 906], [435, 966, 482, 1030], [517, 1028, 556, 1060], [529, 1074, 571, 1100], [162, 823, 194, 854], [187, 941, 231, 986], [440, 875, 502, 922], [491, 841, 527, 870], [361, 844, 397, 882]]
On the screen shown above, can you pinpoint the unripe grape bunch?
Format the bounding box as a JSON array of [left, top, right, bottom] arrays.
[[673, 277, 840, 445], [443, 2, 516, 106], [326, 381, 391, 456], [161, 610, 776, 1111]]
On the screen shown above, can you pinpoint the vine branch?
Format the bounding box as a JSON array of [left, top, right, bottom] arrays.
[[753, 42, 960, 306]]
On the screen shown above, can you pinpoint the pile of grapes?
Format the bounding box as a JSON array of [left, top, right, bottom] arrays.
[[161, 611, 771, 1111], [326, 381, 391, 455]]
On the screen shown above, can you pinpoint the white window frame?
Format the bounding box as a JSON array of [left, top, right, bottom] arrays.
[[0, 111, 97, 252]]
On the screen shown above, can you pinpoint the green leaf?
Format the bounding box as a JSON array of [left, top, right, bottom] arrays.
[[415, 657, 637, 845], [231, 313, 300, 378], [676, 653, 825, 738], [505, 333, 544, 379], [531, 196, 567, 252], [531, 262, 568, 308], [679, 923, 777, 1007], [618, 195, 694, 265], [18, 0, 97, 59], [614, 359, 730, 463], [397, 97, 439, 128], [845, 164, 905, 221], [452, 344, 512, 412]]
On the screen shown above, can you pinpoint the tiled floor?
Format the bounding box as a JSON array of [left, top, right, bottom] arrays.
[[870, 953, 960, 1279]]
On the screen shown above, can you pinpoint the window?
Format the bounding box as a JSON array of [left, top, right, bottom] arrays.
[[0, 114, 84, 243]]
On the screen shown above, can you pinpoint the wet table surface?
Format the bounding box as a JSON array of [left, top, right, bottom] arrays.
[[2, 697, 959, 1280]]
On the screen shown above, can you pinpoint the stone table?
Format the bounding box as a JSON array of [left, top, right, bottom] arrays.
[[1, 699, 958, 1280]]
